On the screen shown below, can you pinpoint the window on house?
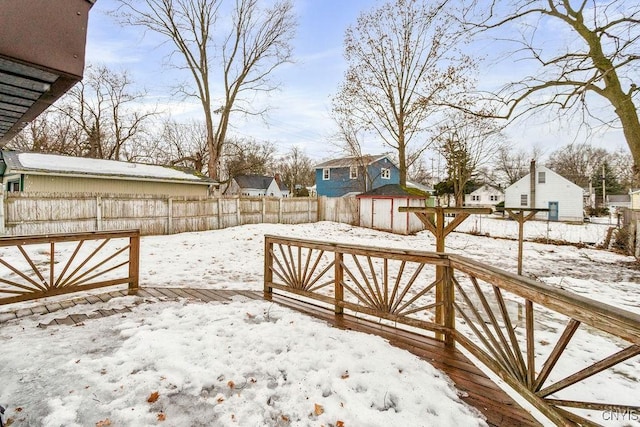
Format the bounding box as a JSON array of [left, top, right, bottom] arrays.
[[323, 168, 330, 180], [471, 195, 480, 201], [350, 165, 358, 179], [490, 195, 498, 202], [538, 171, 546, 183], [520, 194, 528, 206], [6, 180, 19, 192], [381, 168, 390, 179]]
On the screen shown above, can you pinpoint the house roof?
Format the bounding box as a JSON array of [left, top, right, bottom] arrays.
[[1, 150, 215, 185], [607, 194, 630, 203], [315, 154, 395, 169], [233, 174, 275, 190], [506, 165, 582, 192], [356, 184, 428, 198], [469, 184, 504, 196], [406, 181, 434, 193]]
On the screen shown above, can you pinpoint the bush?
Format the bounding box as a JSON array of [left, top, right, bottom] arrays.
[[585, 206, 609, 217]]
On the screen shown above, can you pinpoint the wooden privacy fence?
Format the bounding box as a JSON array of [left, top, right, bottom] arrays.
[[0, 230, 139, 305], [0, 193, 342, 236], [264, 235, 640, 426]]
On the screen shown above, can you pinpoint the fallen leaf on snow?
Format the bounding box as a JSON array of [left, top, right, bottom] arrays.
[[147, 391, 160, 403], [227, 380, 235, 389], [95, 419, 111, 427], [157, 413, 166, 421], [336, 421, 345, 427], [314, 403, 324, 416]]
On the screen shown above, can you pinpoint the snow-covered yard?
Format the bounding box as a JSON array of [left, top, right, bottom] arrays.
[[0, 219, 638, 426]]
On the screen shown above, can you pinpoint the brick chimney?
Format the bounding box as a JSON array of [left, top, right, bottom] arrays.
[[529, 159, 536, 208]]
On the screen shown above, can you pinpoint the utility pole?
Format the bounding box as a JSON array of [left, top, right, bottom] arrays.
[[602, 163, 606, 208]]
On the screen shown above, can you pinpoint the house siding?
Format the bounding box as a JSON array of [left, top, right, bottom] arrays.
[[464, 185, 504, 207], [315, 157, 400, 197], [504, 166, 583, 221], [20, 175, 210, 198]]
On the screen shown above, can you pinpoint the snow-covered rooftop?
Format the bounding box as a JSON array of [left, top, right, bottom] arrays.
[[4, 151, 213, 184]]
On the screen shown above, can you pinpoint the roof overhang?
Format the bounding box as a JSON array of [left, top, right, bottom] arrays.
[[0, 0, 94, 143], [4, 169, 215, 187]]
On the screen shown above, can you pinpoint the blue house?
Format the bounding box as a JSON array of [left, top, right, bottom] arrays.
[[314, 154, 400, 197]]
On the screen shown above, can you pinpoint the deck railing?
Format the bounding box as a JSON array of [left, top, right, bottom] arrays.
[[264, 235, 640, 426], [0, 230, 140, 305]]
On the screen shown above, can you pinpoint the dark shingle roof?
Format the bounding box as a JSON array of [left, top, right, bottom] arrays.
[[356, 184, 429, 198], [315, 154, 395, 169], [233, 174, 274, 190]]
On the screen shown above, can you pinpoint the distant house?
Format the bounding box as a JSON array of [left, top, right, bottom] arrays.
[[630, 189, 640, 210], [225, 174, 289, 197], [0, 150, 216, 197], [606, 194, 630, 212], [315, 154, 400, 197], [357, 184, 430, 235], [464, 184, 504, 208], [504, 161, 583, 222]]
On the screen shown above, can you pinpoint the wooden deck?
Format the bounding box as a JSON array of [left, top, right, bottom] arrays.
[[0, 287, 541, 426]]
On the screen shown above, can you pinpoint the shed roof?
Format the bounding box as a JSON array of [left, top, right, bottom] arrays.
[[315, 154, 395, 169], [1, 150, 215, 185], [356, 184, 428, 198]]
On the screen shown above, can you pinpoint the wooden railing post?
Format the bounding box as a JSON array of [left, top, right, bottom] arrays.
[[335, 252, 344, 315], [264, 237, 273, 297], [128, 230, 140, 295], [443, 263, 455, 348]]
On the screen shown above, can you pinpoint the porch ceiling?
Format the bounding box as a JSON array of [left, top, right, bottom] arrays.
[[0, 0, 95, 143]]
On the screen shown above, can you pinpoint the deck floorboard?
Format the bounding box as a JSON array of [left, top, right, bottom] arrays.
[[0, 287, 542, 426]]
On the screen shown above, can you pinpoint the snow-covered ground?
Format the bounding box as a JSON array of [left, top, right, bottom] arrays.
[[0, 220, 638, 426]]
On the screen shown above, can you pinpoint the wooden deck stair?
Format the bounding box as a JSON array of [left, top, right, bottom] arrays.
[[0, 287, 542, 426]]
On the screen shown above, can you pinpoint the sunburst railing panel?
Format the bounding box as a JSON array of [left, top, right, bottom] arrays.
[[265, 235, 640, 426], [449, 254, 640, 426], [0, 230, 140, 305]]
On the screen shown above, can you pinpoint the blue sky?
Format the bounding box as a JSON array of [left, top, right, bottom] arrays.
[[83, 0, 628, 163]]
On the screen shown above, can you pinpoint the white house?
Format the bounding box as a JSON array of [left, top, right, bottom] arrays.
[[504, 161, 584, 222], [465, 184, 504, 208], [225, 174, 288, 197]]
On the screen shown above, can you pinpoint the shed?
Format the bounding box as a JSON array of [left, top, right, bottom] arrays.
[[0, 150, 216, 197], [356, 184, 430, 235]]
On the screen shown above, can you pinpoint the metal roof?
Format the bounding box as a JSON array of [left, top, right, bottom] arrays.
[[0, 0, 94, 143]]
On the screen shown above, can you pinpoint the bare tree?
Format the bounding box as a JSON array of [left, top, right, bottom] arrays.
[[154, 119, 209, 173], [494, 144, 543, 185], [330, 112, 380, 193], [608, 147, 637, 190], [546, 142, 608, 187], [9, 111, 84, 156], [56, 65, 155, 161], [332, 0, 476, 186], [461, 0, 640, 176], [436, 111, 503, 206], [275, 146, 315, 196], [219, 137, 277, 185], [114, 0, 296, 180]]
